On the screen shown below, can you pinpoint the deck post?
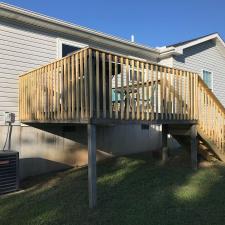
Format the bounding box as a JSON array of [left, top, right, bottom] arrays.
[[162, 124, 169, 163], [87, 123, 97, 208], [190, 124, 198, 170]]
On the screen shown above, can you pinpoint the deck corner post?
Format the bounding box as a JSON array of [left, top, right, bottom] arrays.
[[87, 123, 97, 208], [190, 124, 198, 170], [162, 124, 169, 163]]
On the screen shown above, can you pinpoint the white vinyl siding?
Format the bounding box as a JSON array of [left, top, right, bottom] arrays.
[[0, 21, 56, 124]]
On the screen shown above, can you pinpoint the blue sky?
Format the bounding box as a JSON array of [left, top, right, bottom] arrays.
[[2, 0, 225, 47]]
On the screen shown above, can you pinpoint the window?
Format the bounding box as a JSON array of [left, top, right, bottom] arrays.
[[62, 44, 80, 57], [202, 70, 213, 90], [56, 38, 88, 58]]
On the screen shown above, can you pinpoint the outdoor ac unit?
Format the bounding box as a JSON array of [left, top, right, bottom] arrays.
[[0, 151, 19, 195]]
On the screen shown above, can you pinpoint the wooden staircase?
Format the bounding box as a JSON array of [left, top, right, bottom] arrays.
[[196, 79, 225, 161], [169, 77, 225, 162]]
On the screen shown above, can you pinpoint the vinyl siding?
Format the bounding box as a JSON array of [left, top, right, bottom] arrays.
[[0, 21, 56, 124], [173, 40, 225, 106]]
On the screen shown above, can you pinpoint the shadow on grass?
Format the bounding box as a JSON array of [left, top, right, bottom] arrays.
[[1, 152, 225, 225]]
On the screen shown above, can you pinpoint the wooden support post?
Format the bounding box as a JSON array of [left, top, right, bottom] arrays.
[[162, 124, 169, 163], [88, 124, 97, 208], [190, 124, 198, 170]]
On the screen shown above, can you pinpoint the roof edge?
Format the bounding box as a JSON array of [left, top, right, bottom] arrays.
[[158, 33, 225, 58]]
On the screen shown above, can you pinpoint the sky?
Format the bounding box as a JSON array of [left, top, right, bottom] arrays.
[[2, 0, 225, 48]]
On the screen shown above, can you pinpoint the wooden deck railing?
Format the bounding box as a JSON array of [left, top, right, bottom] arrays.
[[197, 78, 225, 154], [19, 47, 199, 122], [19, 47, 225, 153]]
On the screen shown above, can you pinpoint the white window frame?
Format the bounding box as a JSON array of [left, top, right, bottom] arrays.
[[201, 69, 213, 91], [56, 38, 88, 59]]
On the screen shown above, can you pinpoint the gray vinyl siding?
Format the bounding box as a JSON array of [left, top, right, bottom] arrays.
[[0, 21, 56, 124], [172, 40, 225, 106]]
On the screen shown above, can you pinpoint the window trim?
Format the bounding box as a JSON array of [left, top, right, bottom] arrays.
[[201, 69, 213, 91], [56, 38, 88, 58]]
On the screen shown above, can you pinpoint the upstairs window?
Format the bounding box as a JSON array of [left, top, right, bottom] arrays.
[[56, 38, 88, 58], [202, 70, 213, 90], [62, 44, 80, 57]]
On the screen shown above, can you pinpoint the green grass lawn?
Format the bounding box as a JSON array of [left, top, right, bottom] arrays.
[[1, 152, 225, 225]]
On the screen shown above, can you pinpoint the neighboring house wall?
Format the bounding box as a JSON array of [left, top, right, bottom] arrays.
[[172, 40, 225, 106], [0, 19, 161, 179]]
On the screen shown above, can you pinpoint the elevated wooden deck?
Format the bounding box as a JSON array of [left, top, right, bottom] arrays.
[[19, 48, 199, 122], [19, 47, 225, 207]]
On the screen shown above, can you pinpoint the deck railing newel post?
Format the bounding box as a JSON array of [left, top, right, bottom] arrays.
[[88, 49, 94, 120]]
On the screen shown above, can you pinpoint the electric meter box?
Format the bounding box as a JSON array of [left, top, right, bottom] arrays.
[[4, 112, 15, 123]]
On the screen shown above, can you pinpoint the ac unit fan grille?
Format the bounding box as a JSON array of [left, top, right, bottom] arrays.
[[0, 151, 19, 195]]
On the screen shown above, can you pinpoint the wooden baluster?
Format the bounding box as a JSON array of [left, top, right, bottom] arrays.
[[179, 70, 183, 120], [34, 72, 36, 120], [115, 55, 118, 119], [19, 77, 21, 120], [102, 53, 106, 118], [172, 69, 175, 119], [173, 69, 177, 119], [168, 68, 172, 120], [131, 60, 135, 120], [136, 61, 140, 120], [126, 58, 129, 120], [108, 54, 112, 119], [53, 63, 56, 120], [64, 58, 68, 120], [57, 61, 61, 120], [160, 66, 163, 120], [176, 69, 180, 120], [71, 55, 75, 119], [44, 67, 47, 120], [96, 51, 100, 118], [84, 49, 89, 118], [155, 65, 159, 120], [76, 54, 80, 119], [68, 56, 72, 120], [164, 67, 167, 120], [141, 62, 145, 120], [47, 65, 50, 120], [181, 70, 184, 120], [183, 71, 187, 120], [151, 64, 154, 120], [50, 63, 54, 120], [120, 57, 124, 120], [190, 72, 193, 120], [61, 60, 64, 120], [89, 49, 93, 118], [80, 51, 84, 120], [146, 64, 150, 120]]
